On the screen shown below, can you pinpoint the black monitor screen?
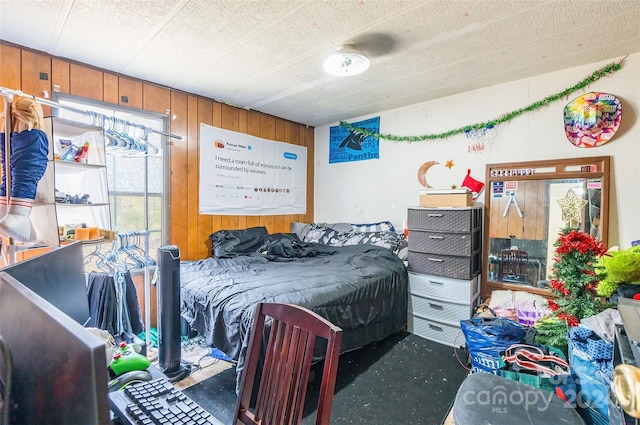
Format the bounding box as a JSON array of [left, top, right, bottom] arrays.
[[1, 242, 90, 325], [0, 272, 110, 424]]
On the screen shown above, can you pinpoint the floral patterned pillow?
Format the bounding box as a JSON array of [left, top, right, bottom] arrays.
[[301, 223, 331, 243], [320, 229, 404, 252]]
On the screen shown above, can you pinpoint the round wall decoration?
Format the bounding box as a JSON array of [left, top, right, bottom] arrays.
[[563, 92, 622, 148]]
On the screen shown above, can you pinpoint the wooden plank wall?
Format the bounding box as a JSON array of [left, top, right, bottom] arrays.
[[487, 180, 546, 241], [0, 42, 315, 260]]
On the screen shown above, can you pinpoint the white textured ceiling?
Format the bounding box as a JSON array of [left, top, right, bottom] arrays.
[[1, 0, 639, 127]]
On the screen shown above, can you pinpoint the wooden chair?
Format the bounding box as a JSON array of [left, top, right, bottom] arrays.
[[234, 303, 343, 425], [499, 248, 529, 284]]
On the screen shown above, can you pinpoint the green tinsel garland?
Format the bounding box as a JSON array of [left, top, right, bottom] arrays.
[[339, 58, 625, 142]]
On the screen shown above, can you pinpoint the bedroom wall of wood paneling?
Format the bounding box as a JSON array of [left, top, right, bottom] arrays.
[[0, 42, 315, 261]]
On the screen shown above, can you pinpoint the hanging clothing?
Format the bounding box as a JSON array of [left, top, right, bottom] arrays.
[[123, 270, 144, 335], [86, 272, 117, 336], [87, 271, 144, 337], [0, 130, 49, 200]]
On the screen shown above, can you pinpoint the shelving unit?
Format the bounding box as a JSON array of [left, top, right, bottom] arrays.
[[32, 116, 111, 245], [406, 206, 483, 347]]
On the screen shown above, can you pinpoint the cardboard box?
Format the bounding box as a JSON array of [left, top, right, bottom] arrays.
[[420, 191, 473, 207]]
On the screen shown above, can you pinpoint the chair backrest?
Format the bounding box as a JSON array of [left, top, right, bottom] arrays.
[[499, 249, 529, 282], [234, 303, 343, 425]]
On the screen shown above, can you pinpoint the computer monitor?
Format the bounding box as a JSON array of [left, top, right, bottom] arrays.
[[1, 242, 90, 325], [0, 271, 110, 424]]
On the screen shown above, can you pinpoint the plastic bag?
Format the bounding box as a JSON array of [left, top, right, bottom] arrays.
[[569, 326, 613, 424], [497, 343, 576, 402], [460, 317, 532, 373], [513, 291, 551, 326], [488, 289, 518, 321]]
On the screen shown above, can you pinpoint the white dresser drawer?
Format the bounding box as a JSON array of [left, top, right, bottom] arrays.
[[408, 272, 479, 302], [407, 313, 465, 348], [409, 293, 478, 324]]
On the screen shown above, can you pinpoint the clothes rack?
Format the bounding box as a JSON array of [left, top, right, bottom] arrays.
[[41, 92, 160, 352], [0, 87, 182, 141], [85, 231, 154, 354], [81, 234, 155, 352], [1, 86, 168, 353], [112, 230, 154, 344]]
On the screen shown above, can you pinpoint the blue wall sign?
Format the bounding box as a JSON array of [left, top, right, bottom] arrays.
[[329, 117, 380, 164]]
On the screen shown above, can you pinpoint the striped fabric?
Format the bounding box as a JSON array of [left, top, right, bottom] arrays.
[[351, 221, 396, 233]]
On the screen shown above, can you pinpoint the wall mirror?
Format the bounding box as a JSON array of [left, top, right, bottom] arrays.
[[482, 156, 610, 297]]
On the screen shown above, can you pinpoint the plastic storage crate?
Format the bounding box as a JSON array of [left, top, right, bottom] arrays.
[[407, 313, 465, 348], [408, 272, 480, 301]]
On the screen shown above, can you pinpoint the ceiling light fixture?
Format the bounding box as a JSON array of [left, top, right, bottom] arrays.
[[323, 45, 370, 77]]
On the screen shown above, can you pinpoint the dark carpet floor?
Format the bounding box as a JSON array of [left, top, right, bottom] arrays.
[[182, 331, 469, 425]]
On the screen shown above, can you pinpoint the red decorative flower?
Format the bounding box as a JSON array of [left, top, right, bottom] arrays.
[[555, 229, 607, 257]]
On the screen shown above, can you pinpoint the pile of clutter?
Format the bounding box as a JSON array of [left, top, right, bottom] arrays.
[[55, 139, 90, 163], [55, 189, 91, 204]]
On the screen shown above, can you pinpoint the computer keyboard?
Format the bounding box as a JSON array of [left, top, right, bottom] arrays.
[[110, 378, 222, 425]]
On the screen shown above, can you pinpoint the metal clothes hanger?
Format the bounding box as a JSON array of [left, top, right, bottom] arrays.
[[104, 240, 130, 273], [128, 233, 156, 266], [83, 244, 114, 274], [118, 233, 144, 268]]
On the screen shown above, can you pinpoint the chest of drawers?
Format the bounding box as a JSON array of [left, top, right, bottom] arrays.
[[407, 207, 482, 279], [406, 206, 483, 347]]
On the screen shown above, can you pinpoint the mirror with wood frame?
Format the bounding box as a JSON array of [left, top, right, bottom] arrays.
[[481, 156, 610, 298]]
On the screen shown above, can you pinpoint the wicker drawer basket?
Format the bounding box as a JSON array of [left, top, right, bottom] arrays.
[[408, 251, 481, 280], [408, 229, 480, 256], [407, 207, 481, 233]]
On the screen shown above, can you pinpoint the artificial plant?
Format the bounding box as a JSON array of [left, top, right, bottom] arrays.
[[597, 245, 640, 297], [535, 228, 610, 355]]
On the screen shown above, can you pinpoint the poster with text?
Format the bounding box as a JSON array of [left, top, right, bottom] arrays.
[[329, 117, 380, 164], [199, 123, 307, 215]]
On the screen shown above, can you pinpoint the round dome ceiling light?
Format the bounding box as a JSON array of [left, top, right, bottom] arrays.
[[323, 45, 370, 77]]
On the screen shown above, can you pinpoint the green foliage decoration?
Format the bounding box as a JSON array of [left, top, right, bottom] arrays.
[[597, 245, 640, 297], [597, 279, 620, 298], [339, 59, 625, 142]]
